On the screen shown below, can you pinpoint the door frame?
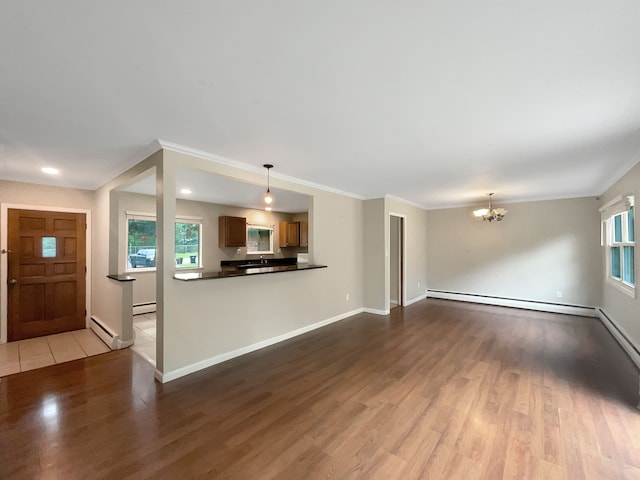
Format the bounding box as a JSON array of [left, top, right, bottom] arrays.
[[388, 212, 407, 311], [0, 204, 92, 344]]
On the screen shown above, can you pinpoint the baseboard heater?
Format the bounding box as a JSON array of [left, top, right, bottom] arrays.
[[90, 316, 118, 350], [597, 308, 640, 371], [133, 302, 156, 316], [427, 289, 597, 317]]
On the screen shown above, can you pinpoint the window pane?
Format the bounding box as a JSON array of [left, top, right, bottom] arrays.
[[128, 219, 156, 268], [628, 207, 635, 242], [623, 246, 635, 285], [247, 226, 273, 253], [613, 214, 622, 243], [610, 246, 621, 278], [175, 222, 200, 268], [42, 237, 56, 258]]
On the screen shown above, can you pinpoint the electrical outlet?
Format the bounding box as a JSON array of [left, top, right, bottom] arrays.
[[346, 293, 350, 301], [556, 290, 563, 298]]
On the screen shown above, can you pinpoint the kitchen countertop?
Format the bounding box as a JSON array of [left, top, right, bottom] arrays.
[[174, 263, 327, 281]]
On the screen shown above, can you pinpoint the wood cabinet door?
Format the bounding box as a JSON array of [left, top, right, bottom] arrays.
[[299, 221, 308, 247], [279, 221, 288, 247], [279, 221, 301, 247], [7, 209, 87, 341], [219, 216, 246, 247], [287, 222, 300, 246]]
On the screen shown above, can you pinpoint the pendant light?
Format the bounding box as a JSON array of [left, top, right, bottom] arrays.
[[263, 164, 273, 207]]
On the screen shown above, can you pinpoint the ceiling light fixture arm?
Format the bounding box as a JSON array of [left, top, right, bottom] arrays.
[[473, 192, 508, 222]]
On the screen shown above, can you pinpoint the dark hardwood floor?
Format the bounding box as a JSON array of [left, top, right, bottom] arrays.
[[1, 299, 639, 479]]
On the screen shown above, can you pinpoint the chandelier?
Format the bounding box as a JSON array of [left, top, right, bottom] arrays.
[[473, 193, 507, 222]]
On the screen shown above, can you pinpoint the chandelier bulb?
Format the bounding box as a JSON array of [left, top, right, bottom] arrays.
[[473, 193, 507, 223]]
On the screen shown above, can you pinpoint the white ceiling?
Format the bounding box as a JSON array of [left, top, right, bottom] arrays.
[[124, 167, 310, 214], [1, 1, 640, 209]]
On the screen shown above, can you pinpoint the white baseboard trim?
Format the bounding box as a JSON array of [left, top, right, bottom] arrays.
[[597, 308, 640, 371], [426, 290, 597, 318], [405, 293, 427, 307], [156, 308, 365, 383], [133, 302, 156, 315], [117, 338, 135, 349], [363, 308, 390, 315]]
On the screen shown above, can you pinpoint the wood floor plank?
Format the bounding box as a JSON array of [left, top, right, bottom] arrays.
[[1, 298, 639, 479]]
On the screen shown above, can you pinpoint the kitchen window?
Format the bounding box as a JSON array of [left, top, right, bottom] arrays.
[[246, 225, 274, 254], [125, 212, 202, 271], [175, 220, 202, 268], [127, 213, 157, 270], [601, 196, 635, 298]]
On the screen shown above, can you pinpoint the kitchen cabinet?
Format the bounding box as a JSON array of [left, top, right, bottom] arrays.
[[299, 221, 308, 247], [219, 216, 246, 247], [279, 221, 300, 247]]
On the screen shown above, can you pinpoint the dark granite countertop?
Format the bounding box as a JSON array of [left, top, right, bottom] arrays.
[[107, 274, 136, 282], [174, 263, 327, 281], [220, 257, 298, 268]]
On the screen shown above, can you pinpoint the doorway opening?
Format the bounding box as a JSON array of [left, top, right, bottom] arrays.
[[389, 213, 405, 310]]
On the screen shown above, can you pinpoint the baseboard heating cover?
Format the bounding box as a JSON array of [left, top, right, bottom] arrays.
[[133, 302, 156, 315], [426, 290, 597, 317], [597, 308, 640, 371], [90, 316, 119, 350]]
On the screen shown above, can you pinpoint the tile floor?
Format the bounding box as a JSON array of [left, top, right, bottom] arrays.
[[0, 329, 111, 377], [131, 313, 156, 364]]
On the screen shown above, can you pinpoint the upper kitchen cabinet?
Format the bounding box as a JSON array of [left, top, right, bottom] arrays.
[[219, 215, 247, 247], [279, 221, 300, 247], [299, 221, 308, 247]]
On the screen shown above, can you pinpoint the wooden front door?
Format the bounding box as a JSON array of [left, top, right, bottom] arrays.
[[7, 209, 86, 341]]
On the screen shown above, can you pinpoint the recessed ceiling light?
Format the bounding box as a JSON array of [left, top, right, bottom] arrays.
[[180, 188, 192, 195], [41, 167, 59, 175]]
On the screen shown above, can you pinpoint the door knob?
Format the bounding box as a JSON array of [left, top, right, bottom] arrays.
[[8, 278, 17, 285], [1, 249, 11, 254]]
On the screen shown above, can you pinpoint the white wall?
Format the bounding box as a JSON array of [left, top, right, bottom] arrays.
[[157, 149, 365, 377], [599, 161, 640, 348], [363, 199, 386, 312], [426, 197, 602, 307], [92, 151, 160, 342], [386, 197, 429, 307], [363, 197, 429, 313]]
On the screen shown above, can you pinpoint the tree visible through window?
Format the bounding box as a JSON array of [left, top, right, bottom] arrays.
[[126, 214, 202, 270], [175, 222, 201, 268], [128, 217, 156, 268]]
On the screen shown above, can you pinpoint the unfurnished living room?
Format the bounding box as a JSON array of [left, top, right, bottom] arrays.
[[1, 2, 639, 479]]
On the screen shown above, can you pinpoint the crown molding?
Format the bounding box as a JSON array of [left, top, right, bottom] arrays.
[[156, 140, 366, 201], [598, 155, 640, 196]]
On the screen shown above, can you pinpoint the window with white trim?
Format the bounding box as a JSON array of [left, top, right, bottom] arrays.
[[246, 225, 274, 254], [601, 196, 635, 297], [175, 219, 202, 269], [127, 213, 157, 270], [125, 212, 203, 271]]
